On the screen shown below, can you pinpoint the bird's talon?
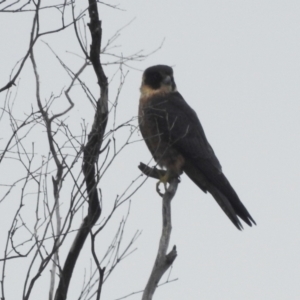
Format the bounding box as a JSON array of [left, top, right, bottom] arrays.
[[156, 173, 169, 197], [156, 181, 164, 197]]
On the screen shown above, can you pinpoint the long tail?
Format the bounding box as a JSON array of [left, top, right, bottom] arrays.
[[183, 163, 256, 230]]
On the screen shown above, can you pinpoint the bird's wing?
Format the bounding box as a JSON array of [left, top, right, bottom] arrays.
[[148, 92, 222, 171], [148, 92, 255, 228]]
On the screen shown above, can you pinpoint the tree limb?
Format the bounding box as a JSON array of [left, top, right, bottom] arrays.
[[138, 162, 167, 180], [54, 1, 108, 299], [140, 164, 179, 300]]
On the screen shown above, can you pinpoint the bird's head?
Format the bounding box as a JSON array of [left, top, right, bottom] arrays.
[[140, 65, 177, 97]]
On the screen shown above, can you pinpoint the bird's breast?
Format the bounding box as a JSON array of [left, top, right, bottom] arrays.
[[138, 97, 185, 175]]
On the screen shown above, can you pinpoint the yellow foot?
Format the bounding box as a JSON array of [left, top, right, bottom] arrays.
[[156, 173, 169, 197]]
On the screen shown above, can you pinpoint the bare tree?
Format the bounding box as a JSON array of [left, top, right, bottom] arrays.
[[0, 1, 176, 299]]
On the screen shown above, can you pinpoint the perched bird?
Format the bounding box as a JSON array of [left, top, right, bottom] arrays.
[[138, 65, 256, 230]]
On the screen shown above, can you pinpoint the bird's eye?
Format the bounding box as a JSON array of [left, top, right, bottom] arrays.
[[144, 70, 163, 89], [151, 72, 160, 80]]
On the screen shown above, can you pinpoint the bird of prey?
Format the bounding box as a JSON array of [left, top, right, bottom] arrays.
[[138, 65, 256, 230]]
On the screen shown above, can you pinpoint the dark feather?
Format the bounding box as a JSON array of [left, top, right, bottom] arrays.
[[143, 91, 256, 228]]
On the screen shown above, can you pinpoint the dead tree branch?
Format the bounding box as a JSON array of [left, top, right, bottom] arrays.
[[54, 1, 108, 299], [139, 164, 178, 300], [0, 1, 84, 93]]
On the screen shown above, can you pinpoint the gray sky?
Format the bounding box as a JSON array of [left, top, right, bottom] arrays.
[[1, 1, 300, 299]]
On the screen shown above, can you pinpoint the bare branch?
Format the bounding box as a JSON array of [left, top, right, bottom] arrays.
[[138, 162, 167, 181], [54, 1, 108, 299], [140, 173, 179, 300], [0, 1, 84, 93], [1, 2, 165, 299]]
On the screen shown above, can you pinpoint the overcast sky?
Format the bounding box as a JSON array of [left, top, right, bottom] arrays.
[[1, 1, 300, 299]]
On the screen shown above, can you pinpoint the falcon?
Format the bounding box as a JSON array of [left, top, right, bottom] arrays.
[[138, 65, 256, 230]]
